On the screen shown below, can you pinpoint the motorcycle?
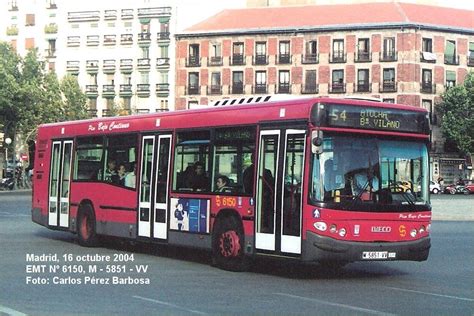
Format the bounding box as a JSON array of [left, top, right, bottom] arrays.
[[445, 184, 470, 195], [0, 176, 14, 191]]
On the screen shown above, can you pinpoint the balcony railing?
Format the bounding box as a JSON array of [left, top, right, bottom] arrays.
[[102, 85, 115, 96], [231, 83, 244, 94], [157, 32, 170, 41], [207, 56, 223, 67], [156, 58, 170, 68], [381, 81, 397, 92], [186, 56, 201, 67], [301, 84, 319, 94], [86, 60, 99, 73], [277, 83, 291, 94], [301, 53, 319, 64], [254, 84, 267, 94], [137, 84, 150, 96], [137, 32, 151, 46], [420, 51, 437, 63], [137, 58, 151, 70], [444, 54, 460, 65], [469, 55, 474, 67], [120, 34, 133, 45], [156, 83, 169, 96], [278, 54, 291, 64], [253, 54, 268, 65], [87, 35, 99, 46], [329, 82, 346, 93], [187, 85, 200, 95], [355, 51, 371, 62], [119, 84, 132, 96], [103, 35, 116, 46], [85, 85, 98, 96], [103, 60, 116, 73], [330, 52, 347, 63], [356, 82, 371, 92], [380, 51, 397, 62], [231, 54, 245, 66], [421, 82, 436, 94], [120, 59, 133, 73], [207, 85, 222, 95]]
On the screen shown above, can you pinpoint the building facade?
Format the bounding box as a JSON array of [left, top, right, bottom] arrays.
[[175, 2, 474, 182]]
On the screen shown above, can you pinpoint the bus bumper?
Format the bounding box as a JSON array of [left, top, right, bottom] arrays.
[[31, 207, 48, 227], [303, 231, 431, 263]]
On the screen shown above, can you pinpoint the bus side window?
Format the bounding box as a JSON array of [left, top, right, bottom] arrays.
[[74, 136, 104, 181]]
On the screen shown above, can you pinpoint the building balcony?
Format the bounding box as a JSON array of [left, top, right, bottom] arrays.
[[137, 32, 151, 46], [469, 56, 474, 67], [301, 84, 319, 94], [87, 35, 99, 46], [253, 84, 268, 94], [444, 54, 460, 65], [86, 60, 99, 73], [104, 10, 117, 20], [103, 35, 116, 46], [380, 51, 397, 62], [156, 58, 170, 69], [67, 37, 80, 47], [66, 61, 80, 74], [119, 84, 132, 97], [44, 23, 58, 34], [301, 53, 319, 64], [87, 109, 98, 117], [137, 58, 151, 71], [6, 26, 18, 36], [277, 54, 291, 64], [355, 51, 372, 62], [356, 82, 372, 93], [207, 85, 222, 95], [207, 56, 223, 67], [102, 85, 115, 97], [157, 32, 170, 42], [120, 34, 133, 45], [68, 11, 100, 22], [381, 81, 397, 92], [103, 60, 116, 74], [138, 7, 171, 18], [102, 109, 114, 117], [231, 54, 245, 66], [120, 59, 133, 73], [186, 85, 200, 95], [421, 82, 436, 94], [121, 9, 134, 20], [420, 51, 437, 63], [137, 84, 150, 97], [277, 83, 291, 94], [9, 4, 18, 11], [156, 83, 170, 97], [330, 53, 347, 63], [253, 54, 268, 65], [44, 49, 56, 58], [230, 83, 244, 94], [186, 56, 201, 67], [85, 85, 98, 97], [329, 82, 346, 93]]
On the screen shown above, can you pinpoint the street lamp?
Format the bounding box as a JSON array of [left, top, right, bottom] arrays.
[[4, 137, 12, 173]]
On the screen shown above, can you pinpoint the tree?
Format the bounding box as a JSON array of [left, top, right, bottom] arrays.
[[0, 43, 21, 137], [437, 72, 474, 155], [60, 74, 89, 121]]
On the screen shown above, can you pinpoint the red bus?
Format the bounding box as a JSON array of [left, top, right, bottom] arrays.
[[32, 96, 431, 271]]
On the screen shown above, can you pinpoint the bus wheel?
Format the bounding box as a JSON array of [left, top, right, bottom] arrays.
[[77, 204, 98, 247], [212, 216, 248, 272]]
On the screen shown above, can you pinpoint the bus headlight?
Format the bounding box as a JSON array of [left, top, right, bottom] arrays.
[[330, 224, 337, 234], [419, 226, 425, 234], [339, 228, 347, 237], [314, 222, 327, 231], [410, 229, 417, 238]]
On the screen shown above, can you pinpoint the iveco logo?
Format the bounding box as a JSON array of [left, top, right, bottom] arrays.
[[371, 226, 391, 233]]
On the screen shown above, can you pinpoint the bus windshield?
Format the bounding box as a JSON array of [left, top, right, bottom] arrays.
[[311, 135, 429, 210]]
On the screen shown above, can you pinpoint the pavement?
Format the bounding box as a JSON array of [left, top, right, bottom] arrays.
[[1, 189, 473, 221]]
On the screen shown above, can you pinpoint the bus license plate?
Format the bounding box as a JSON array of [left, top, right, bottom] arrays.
[[362, 251, 388, 260]]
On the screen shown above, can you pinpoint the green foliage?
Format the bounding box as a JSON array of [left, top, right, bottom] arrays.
[[0, 42, 90, 142], [437, 72, 474, 155]]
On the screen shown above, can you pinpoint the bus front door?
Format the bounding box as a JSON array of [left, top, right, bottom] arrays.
[[255, 129, 305, 255], [138, 134, 172, 240], [48, 140, 73, 228]]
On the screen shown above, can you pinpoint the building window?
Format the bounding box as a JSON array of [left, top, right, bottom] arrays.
[[187, 72, 199, 95], [278, 70, 290, 93], [278, 41, 291, 64], [356, 38, 370, 62], [469, 42, 474, 67], [422, 99, 437, 125], [331, 39, 345, 63], [232, 71, 244, 94], [209, 43, 222, 66], [357, 69, 370, 92], [330, 69, 345, 93], [302, 70, 318, 94], [255, 71, 267, 94], [303, 40, 318, 64], [444, 40, 459, 65], [382, 68, 396, 92], [25, 14, 35, 26], [382, 98, 395, 103], [25, 38, 35, 50], [209, 72, 221, 95], [421, 69, 434, 93], [187, 44, 200, 67], [381, 37, 396, 61], [232, 42, 245, 65], [446, 70, 456, 89], [255, 42, 267, 65], [422, 38, 433, 53]]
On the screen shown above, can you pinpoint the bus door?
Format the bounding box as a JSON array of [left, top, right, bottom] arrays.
[[48, 140, 73, 228], [138, 134, 172, 240], [255, 129, 306, 255]]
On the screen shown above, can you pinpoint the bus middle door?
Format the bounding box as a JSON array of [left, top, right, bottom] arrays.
[[138, 134, 172, 240], [255, 129, 305, 256]]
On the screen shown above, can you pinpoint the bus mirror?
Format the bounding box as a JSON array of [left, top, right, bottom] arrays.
[[311, 130, 323, 154]]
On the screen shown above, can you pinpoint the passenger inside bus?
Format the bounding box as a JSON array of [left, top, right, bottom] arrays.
[[214, 175, 230, 193], [125, 162, 136, 188], [101, 158, 117, 182], [186, 161, 210, 191]]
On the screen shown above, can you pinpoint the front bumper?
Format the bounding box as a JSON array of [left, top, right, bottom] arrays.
[[303, 231, 431, 262]]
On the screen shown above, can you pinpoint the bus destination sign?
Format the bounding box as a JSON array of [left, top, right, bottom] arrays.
[[324, 104, 428, 134]]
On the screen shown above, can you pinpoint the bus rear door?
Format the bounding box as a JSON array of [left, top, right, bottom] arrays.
[[138, 134, 172, 240], [255, 129, 306, 255], [48, 140, 73, 228]]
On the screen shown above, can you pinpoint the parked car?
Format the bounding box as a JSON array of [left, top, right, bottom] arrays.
[[444, 183, 472, 195], [417, 181, 441, 194]]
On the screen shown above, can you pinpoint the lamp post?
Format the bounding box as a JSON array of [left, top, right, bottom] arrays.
[[5, 137, 11, 171]]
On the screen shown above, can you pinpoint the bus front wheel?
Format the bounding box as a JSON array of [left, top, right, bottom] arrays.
[[77, 204, 98, 247], [212, 216, 249, 272]]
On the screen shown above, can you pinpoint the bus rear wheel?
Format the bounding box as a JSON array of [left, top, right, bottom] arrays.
[[212, 216, 248, 272], [77, 204, 98, 247]]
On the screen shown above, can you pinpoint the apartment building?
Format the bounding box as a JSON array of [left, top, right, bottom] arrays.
[[175, 2, 474, 182]]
